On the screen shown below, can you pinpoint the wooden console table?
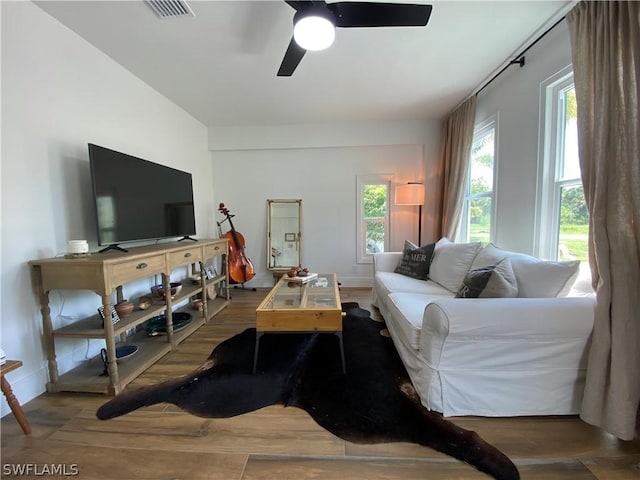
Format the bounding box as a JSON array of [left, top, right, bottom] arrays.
[[29, 239, 229, 395], [1, 360, 31, 434]]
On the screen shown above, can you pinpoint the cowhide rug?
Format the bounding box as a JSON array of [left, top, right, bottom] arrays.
[[97, 305, 519, 480]]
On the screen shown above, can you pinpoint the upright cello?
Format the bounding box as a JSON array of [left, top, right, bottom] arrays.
[[218, 203, 256, 285]]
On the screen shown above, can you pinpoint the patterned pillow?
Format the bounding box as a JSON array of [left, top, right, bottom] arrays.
[[456, 257, 518, 298], [394, 240, 436, 281]]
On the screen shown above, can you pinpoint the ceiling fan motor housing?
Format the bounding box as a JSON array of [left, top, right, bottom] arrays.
[[293, 5, 336, 51]]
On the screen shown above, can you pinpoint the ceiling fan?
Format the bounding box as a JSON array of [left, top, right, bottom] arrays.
[[278, 0, 433, 76]]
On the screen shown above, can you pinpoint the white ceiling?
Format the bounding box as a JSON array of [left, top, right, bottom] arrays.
[[35, 0, 571, 128]]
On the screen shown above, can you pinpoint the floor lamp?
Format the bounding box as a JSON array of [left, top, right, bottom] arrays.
[[395, 182, 425, 246]]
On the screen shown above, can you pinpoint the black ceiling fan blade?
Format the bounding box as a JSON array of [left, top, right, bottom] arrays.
[[277, 37, 307, 76], [284, 0, 319, 11], [328, 2, 432, 28]]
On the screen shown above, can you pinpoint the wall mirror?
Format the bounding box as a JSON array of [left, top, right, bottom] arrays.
[[267, 199, 302, 271]]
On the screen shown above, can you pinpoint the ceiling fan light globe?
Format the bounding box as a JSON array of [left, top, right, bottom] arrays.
[[293, 16, 335, 51]]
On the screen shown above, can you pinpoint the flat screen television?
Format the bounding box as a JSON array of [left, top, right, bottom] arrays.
[[88, 143, 196, 251]]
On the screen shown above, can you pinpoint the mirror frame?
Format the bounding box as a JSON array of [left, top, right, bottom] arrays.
[[266, 199, 302, 272]]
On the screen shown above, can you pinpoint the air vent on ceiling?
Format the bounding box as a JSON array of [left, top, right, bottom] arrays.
[[146, 0, 194, 18]]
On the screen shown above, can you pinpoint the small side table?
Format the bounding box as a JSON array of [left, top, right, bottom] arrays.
[[1, 360, 31, 434]]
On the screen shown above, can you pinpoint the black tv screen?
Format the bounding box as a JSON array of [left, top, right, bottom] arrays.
[[88, 143, 196, 247]]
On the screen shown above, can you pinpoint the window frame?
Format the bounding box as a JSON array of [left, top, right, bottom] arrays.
[[458, 114, 498, 244], [535, 66, 581, 260], [356, 175, 391, 264]]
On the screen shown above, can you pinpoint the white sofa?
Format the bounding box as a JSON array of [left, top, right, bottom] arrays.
[[372, 239, 595, 417]]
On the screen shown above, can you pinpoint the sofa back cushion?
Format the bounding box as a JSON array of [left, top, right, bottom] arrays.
[[394, 240, 436, 280], [480, 244, 580, 297], [429, 238, 482, 292]]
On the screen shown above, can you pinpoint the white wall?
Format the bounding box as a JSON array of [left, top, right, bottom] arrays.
[[209, 120, 441, 288], [0, 2, 212, 416], [475, 21, 573, 255]]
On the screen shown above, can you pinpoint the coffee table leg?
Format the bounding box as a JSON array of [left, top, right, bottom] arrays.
[[335, 332, 346, 374], [253, 332, 263, 374]]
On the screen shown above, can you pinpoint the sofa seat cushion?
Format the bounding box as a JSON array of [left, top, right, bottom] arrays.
[[375, 272, 453, 298], [386, 292, 451, 351]]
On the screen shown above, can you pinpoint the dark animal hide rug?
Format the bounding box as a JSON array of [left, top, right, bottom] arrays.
[[97, 304, 519, 480]]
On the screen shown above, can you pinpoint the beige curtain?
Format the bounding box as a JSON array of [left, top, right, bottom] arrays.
[[567, 1, 640, 441], [438, 96, 477, 239]]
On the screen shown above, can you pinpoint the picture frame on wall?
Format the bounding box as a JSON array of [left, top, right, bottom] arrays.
[[284, 233, 296, 242]]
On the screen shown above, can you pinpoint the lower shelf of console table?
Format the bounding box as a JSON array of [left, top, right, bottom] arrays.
[[49, 301, 223, 394]]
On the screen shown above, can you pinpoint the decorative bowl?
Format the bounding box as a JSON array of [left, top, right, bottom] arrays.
[[114, 300, 134, 317], [145, 312, 192, 336], [138, 295, 153, 310], [287, 267, 310, 278], [100, 344, 139, 368], [151, 282, 183, 299], [190, 299, 204, 311], [115, 344, 138, 362]]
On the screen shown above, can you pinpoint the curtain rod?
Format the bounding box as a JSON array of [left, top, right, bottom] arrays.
[[475, 15, 566, 96]]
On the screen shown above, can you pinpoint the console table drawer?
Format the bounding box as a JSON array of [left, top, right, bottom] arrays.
[[168, 247, 203, 269], [205, 242, 226, 258], [110, 255, 165, 285]]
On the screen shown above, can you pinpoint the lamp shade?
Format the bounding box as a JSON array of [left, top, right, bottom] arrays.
[[395, 183, 424, 206]]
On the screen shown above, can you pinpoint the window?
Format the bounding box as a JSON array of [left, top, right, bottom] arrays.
[[459, 116, 497, 244], [537, 68, 587, 261], [357, 175, 390, 263]]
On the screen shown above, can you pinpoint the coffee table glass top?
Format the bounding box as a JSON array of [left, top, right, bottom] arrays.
[[259, 273, 338, 310]]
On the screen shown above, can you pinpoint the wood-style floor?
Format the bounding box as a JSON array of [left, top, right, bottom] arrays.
[[2, 288, 639, 479]]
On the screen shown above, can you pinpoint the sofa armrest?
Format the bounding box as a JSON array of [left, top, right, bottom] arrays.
[[420, 297, 595, 367], [373, 252, 402, 273]]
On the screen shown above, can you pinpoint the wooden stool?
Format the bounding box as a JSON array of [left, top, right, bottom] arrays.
[[1, 360, 31, 434]]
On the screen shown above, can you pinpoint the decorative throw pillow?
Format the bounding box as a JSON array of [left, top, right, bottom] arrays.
[[428, 238, 482, 292], [394, 240, 436, 281], [481, 244, 580, 297], [456, 257, 518, 298]]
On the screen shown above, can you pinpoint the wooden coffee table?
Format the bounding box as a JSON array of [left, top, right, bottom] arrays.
[[254, 273, 345, 373]]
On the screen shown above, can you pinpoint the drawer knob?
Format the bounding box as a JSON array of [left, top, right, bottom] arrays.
[[136, 262, 148, 269], [184, 252, 192, 258], [214, 246, 220, 251]]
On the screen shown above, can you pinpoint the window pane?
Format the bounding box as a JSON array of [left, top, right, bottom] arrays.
[[470, 129, 494, 192], [561, 87, 580, 180], [358, 178, 388, 262], [363, 184, 387, 217], [366, 220, 385, 254], [558, 184, 588, 261], [469, 197, 492, 244]]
